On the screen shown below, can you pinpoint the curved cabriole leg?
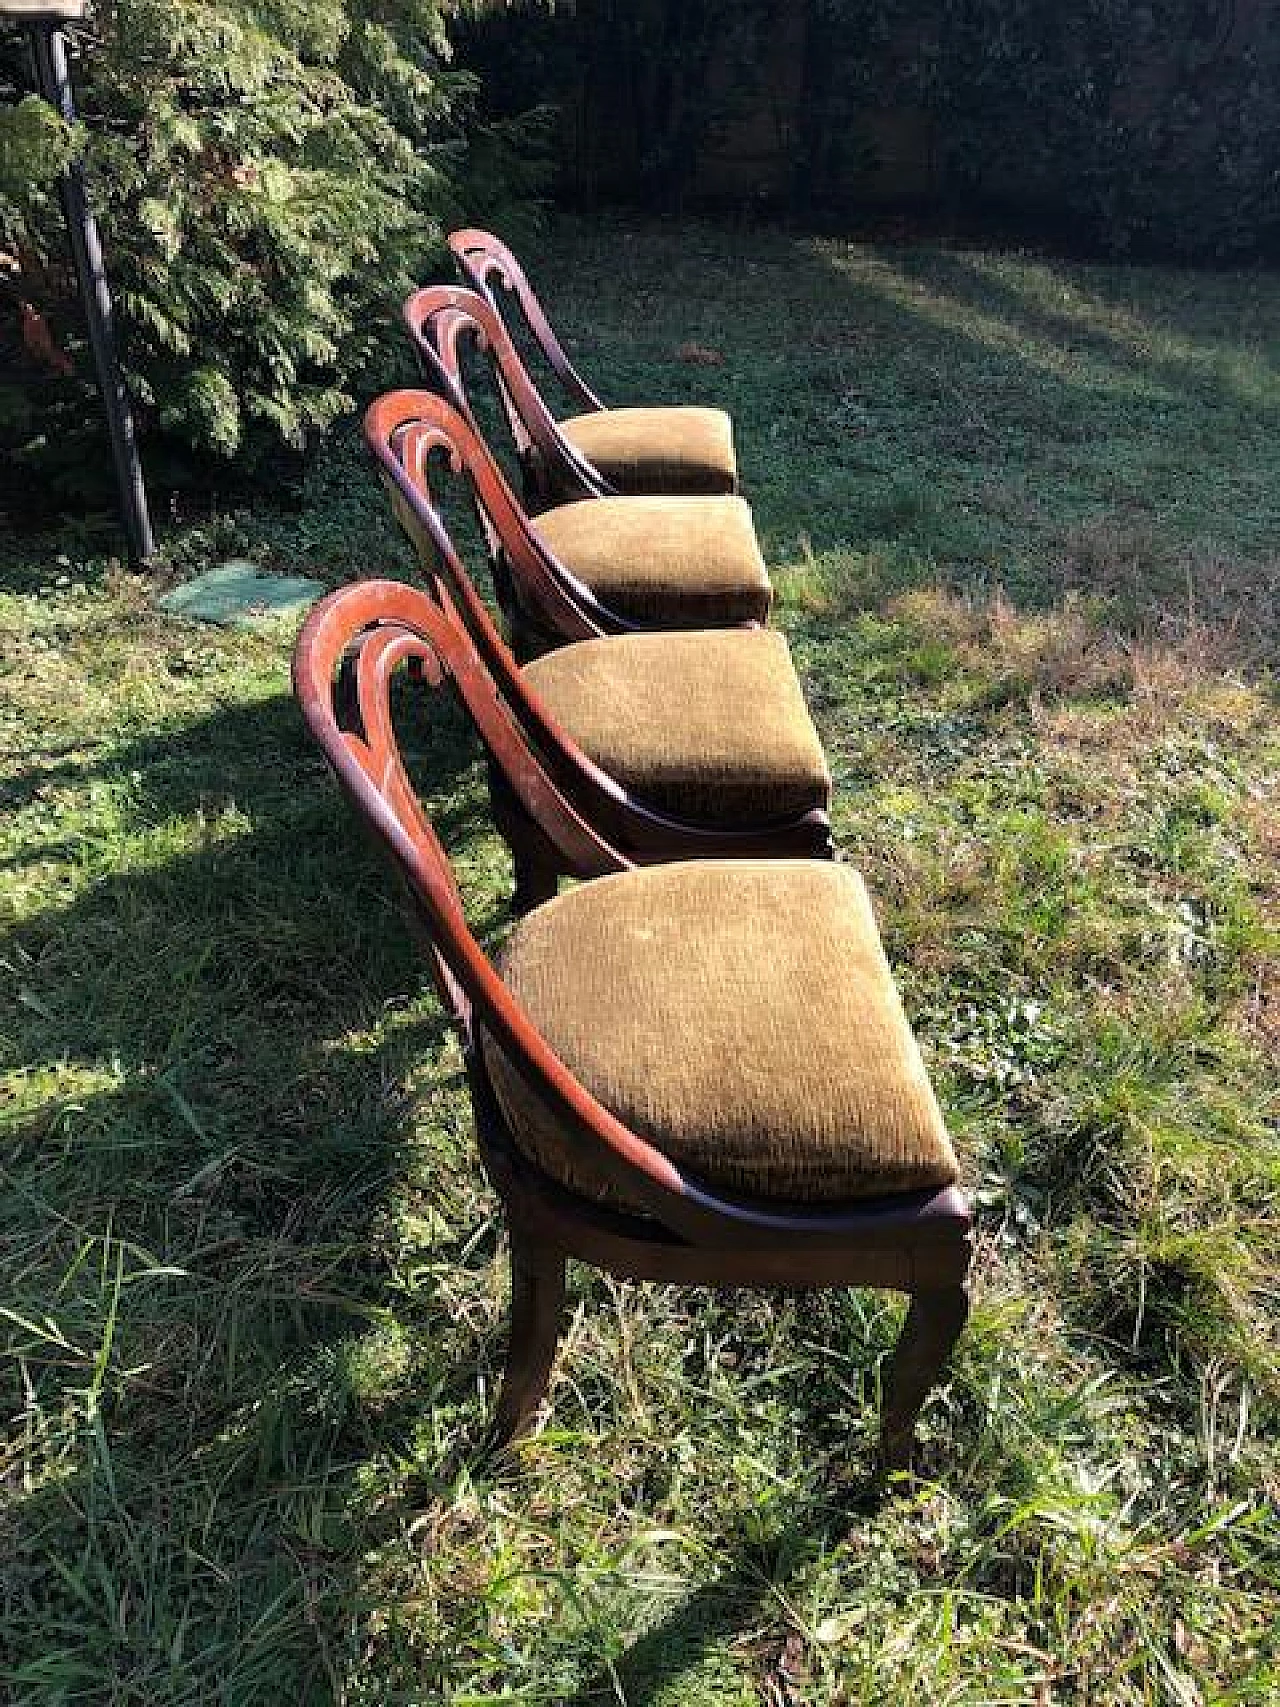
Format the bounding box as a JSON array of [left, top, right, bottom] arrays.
[[485, 1237, 567, 1451], [879, 1283, 970, 1475]]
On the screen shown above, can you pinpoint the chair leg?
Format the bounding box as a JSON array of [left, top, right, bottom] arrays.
[[509, 815, 561, 915], [488, 766, 563, 915], [485, 1236, 566, 1451], [879, 1283, 970, 1475]]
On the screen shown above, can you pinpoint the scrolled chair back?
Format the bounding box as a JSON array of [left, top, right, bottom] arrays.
[[403, 283, 609, 505], [294, 575, 621, 930], [363, 386, 602, 645], [366, 392, 772, 870], [447, 226, 605, 413]]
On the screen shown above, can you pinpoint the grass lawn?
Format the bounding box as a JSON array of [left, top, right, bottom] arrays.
[[3, 219, 1279, 1704]]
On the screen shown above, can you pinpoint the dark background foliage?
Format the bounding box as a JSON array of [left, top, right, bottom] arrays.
[[462, 0, 1280, 258], [0, 1, 546, 512]]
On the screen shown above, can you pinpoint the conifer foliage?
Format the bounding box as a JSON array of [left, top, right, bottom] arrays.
[[0, 0, 536, 496]]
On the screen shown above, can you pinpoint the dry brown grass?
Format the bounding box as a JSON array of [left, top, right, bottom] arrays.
[[890, 572, 1275, 756], [1235, 799, 1280, 1051], [1239, 959, 1280, 1051], [1056, 516, 1280, 669]]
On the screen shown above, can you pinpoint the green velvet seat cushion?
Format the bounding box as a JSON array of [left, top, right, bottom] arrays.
[[483, 860, 959, 1209], [521, 628, 830, 824], [533, 494, 769, 628], [559, 406, 738, 497]]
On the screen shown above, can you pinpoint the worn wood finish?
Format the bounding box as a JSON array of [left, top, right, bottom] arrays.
[[405, 282, 610, 510], [369, 378, 613, 645], [446, 229, 740, 511], [402, 290, 758, 640], [364, 389, 832, 902], [294, 583, 973, 1475], [485, 1234, 567, 1452], [879, 1287, 972, 1472]]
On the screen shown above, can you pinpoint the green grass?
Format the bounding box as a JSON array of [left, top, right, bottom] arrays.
[[3, 219, 1279, 1704]]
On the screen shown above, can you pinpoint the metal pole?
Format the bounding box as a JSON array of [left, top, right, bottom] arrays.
[[29, 18, 154, 564]]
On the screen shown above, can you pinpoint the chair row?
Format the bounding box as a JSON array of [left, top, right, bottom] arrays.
[[365, 391, 830, 911], [401, 280, 766, 659], [295, 232, 973, 1476]]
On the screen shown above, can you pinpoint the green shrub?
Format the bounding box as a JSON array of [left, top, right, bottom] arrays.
[[914, 0, 1280, 259], [0, 1, 545, 502]]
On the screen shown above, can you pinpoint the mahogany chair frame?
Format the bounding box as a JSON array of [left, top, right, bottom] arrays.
[[370, 367, 629, 655], [403, 291, 763, 654], [448, 228, 741, 509], [364, 389, 832, 910], [405, 281, 648, 512], [449, 227, 606, 416], [294, 577, 973, 1473]]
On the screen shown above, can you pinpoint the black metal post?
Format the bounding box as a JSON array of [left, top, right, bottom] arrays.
[[28, 17, 154, 564]]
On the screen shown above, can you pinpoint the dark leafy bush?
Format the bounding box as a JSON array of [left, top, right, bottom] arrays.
[[914, 0, 1280, 259], [0, 1, 547, 504], [457, 0, 782, 209]]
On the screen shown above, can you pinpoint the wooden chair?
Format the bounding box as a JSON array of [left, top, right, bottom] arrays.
[[448, 227, 739, 506], [402, 288, 770, 650], [293, 577, 973, 1473], [364, 390, 832, 911]]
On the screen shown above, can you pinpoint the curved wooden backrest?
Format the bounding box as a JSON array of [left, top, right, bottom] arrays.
[[368, 384, 651, 648], [363, 390, 708, 849], [448, 227, 605, 414], [403, 283, 612, 504], [293, 580, 830, 1241], [367, 382, 601, 640], [296, 578, 623, 907]]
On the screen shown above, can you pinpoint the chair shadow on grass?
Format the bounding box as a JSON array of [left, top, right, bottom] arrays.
[[1, 679, 528, 1697], [556, 1476, 885, 1707]]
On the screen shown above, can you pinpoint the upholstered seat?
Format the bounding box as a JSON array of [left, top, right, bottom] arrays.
[[521, 629, 829, 824], [532, 494, 769, 628], [485, 860, 958, 1210], [559, 406, 738, 497]]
